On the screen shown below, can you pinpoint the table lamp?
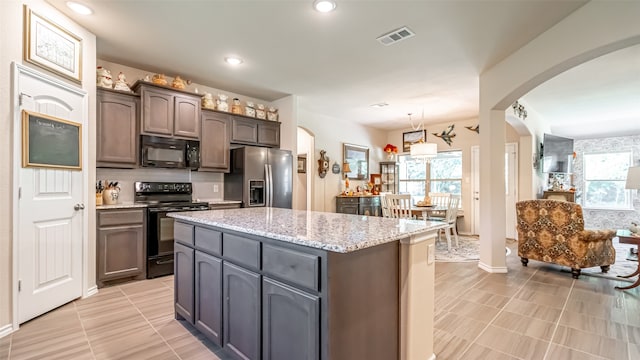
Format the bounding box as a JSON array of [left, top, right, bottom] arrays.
[[342, 162, 352, 189]]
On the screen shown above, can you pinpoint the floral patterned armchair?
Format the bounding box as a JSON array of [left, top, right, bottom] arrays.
[[516, 200, 616, 278]]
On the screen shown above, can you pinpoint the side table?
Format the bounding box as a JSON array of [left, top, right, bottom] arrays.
[[615, 230, 640, 291]]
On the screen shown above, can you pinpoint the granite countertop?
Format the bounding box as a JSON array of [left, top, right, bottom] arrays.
[[96, 203, 148, 210], [199, 199, 242, 205], [168, 208, 446, 253]]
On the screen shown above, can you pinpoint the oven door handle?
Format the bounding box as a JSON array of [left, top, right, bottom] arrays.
[[156, 259, 174, 265], [148, 207, 207, 213], [148, 208, 172, 213]]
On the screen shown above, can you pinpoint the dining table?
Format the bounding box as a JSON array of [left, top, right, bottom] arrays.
[[615, 229, 640, 291], [410, 205, 448, 220]]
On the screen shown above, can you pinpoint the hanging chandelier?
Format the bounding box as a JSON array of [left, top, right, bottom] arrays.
[[407, 113, 437, 160]]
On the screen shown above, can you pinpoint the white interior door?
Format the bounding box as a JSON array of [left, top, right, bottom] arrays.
[[471, 143, 518, 238], [471, 146, 480, 234], [14, 64, 87, 324]]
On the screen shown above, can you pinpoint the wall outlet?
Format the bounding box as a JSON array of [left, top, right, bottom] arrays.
[[427, 243, 435, 264], [213, 184, 219, 193]]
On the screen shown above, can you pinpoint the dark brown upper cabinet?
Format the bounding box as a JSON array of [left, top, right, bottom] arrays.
[[231, 116, 281, 148], [96, 88, 139, 168], [134, 81, 201, 140], [200, 110, 230, 172]]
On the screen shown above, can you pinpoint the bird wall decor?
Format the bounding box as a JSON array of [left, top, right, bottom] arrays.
[[432, 124, 456, 146], [465, 124, 479, 133]]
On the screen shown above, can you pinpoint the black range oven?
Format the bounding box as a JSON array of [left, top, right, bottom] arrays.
[[135, 181, 209, 278]]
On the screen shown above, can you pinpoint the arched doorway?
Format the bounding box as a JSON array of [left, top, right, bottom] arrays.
[[477, 1, 640, 273]]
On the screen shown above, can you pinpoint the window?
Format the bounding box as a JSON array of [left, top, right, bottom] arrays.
[[583, 151, 632, 209], [398, 151, 462, 204]]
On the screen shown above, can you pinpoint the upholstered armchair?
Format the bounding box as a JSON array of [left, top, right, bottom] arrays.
[[515, 199, 616, 279]]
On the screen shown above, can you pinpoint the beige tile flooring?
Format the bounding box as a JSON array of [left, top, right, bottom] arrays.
[[1, 249, 639, 360], [0, 276, 231, 360]]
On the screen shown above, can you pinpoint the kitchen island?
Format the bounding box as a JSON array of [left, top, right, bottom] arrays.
[[169, 208, 445, 360]]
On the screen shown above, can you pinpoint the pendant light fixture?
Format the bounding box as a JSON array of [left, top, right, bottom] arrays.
[[407, 112, 437, 160]]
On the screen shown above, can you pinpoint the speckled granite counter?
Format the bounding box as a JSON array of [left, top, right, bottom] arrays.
[[168, 207, 445, 253], [96, 202, 148, 210], [205, 199, 242, 205]]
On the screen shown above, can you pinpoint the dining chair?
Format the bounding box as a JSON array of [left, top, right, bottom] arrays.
[[379, 192, 392, 218], [427, 192, 450, 219], [428, 192, 451, 207], [439, 196, 460, 251], [384, 194, 413, 219]]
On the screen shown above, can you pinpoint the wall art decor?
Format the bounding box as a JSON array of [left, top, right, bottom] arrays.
[[331, 162, 341, 174], [432, 124, 456, 146], [23, 6, 82, 83], [22, 110, 82, 170], [297, 156, 307, 173], [318, 150, 329, 178], [465, 124, 479, 133], [343, 143, 369, 180], [402, 129, 427, 152]]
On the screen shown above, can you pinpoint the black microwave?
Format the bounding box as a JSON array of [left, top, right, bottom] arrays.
[[141, 135, 200, 170]]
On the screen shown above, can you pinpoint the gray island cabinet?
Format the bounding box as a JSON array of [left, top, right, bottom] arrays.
[[169, 208, 445, 360]]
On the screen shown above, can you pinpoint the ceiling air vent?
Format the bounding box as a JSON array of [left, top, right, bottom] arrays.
[[376, 26, 415, 46]]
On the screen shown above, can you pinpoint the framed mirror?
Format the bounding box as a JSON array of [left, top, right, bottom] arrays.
[[343, 143, 369, 180]]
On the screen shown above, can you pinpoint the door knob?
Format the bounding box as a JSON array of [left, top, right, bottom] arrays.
[[74, 203, 85, 210]]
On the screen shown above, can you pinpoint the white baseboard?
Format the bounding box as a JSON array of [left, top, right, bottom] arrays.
[[0, 323, 15, 339], [478, 262, 508, 273], [84, 285, 98, 298]]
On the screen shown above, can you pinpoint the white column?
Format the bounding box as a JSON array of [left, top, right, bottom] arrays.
[[399, 229, 439, 360], [478, 109, 508, 273]]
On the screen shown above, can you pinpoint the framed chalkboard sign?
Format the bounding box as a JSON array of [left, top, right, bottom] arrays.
[[22, 110, 82, 170]]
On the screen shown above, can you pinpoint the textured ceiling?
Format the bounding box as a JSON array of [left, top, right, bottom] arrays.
[[46, 0, 640, 138]]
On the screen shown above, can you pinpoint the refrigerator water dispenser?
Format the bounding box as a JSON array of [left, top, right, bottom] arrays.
[[248, 180, 265, 206]]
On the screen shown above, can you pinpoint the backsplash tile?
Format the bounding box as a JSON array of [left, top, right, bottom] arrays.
[[96, 168, 223, 203]]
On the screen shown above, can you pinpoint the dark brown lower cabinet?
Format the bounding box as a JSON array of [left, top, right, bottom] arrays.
[[96, 209, 146, 288], [194, 251, 223, 346], [262, 278, 319, 360], [223, 262, 261, 360], [174, 242, 194, 323]]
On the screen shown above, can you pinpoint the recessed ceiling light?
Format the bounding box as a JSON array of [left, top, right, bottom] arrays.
[[370, 102, 389, 108], [225, 57, 243, 65], [313, 0, 337, 13], [66, 1, 93, 15]]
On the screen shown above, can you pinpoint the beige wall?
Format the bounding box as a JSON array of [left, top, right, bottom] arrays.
[[298, 108, 388, 212], [385, 118, 519, 234], [295, 127, 314, 211], [1, 0, 97, 333]]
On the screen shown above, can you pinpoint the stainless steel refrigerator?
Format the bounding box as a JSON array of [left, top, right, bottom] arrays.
[[224, 146, 293, 209]]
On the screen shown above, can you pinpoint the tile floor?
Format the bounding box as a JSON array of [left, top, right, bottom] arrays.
[[1, 248, 639, 359]]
